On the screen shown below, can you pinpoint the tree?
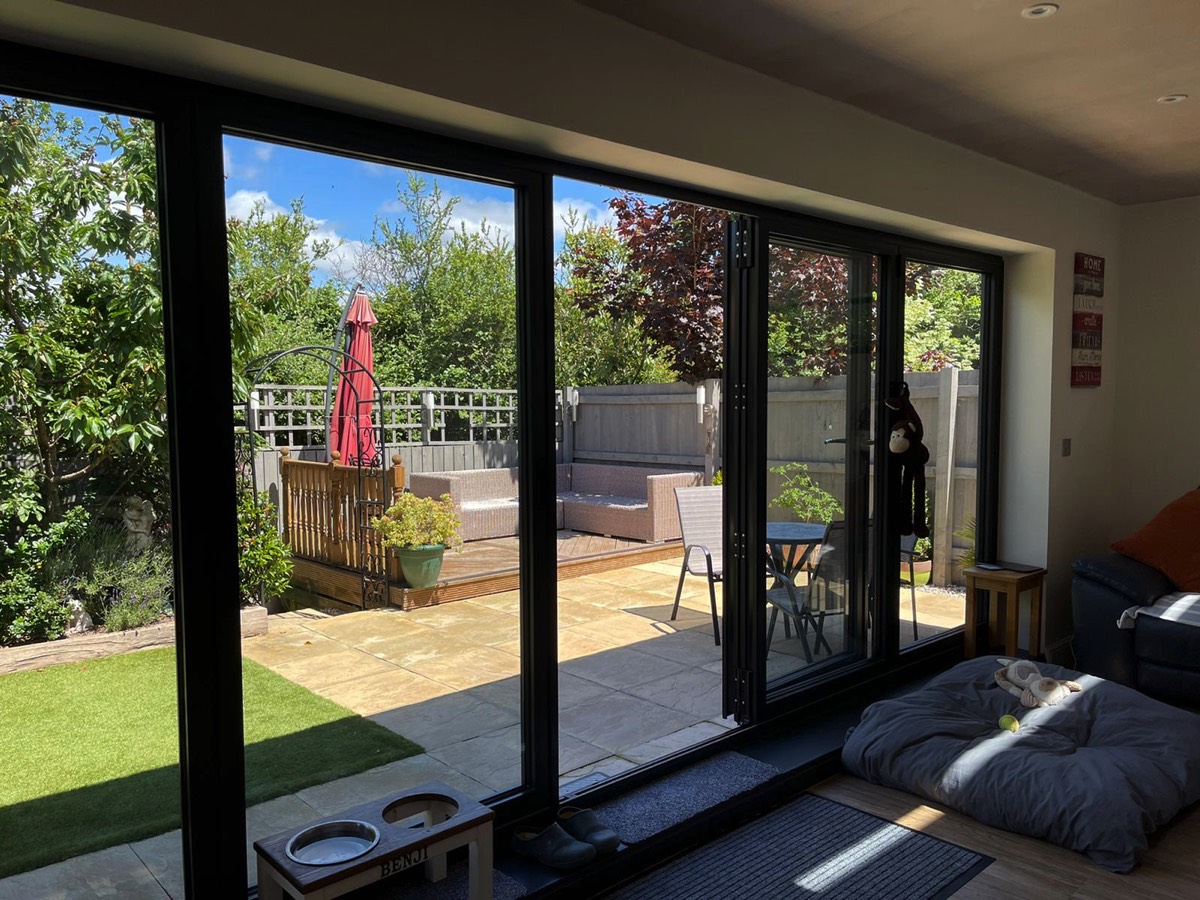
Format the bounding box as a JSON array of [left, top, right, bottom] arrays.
[[568, 193, 726, 382], [0, 99, 164, 523], [903, 266, 982, 371], [555, 210, 675, 386], [227, 197, 333, 392], [353, 174, 518, 389], [766, 246, 861, 377]]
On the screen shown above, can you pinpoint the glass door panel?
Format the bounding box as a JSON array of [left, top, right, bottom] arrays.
[[762, 241, 877, 687], [222, 138, 524, 887], [899, 263, 983, 648]]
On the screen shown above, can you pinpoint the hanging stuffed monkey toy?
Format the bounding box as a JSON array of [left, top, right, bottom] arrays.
[[885, 382, 930, 537]]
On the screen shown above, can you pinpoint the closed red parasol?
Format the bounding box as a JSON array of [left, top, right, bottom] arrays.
[[329, 287, 378, 465]]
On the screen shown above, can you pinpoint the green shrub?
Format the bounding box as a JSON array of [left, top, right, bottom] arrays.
[[373, 493, 462, 550], [103, 593, 165, 631], [238, 483, 292, 605], [769, 463, 843, 524], [0, 508, 92, 645], [75, 542, 174, 629], [0, 572, 68, 645]]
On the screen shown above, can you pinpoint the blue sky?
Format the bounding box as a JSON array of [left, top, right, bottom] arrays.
[[17, 97, 665, 284], [223, 136, 637, 281]]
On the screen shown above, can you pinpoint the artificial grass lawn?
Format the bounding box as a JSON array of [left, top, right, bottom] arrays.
[[0, 647, 422, 878]]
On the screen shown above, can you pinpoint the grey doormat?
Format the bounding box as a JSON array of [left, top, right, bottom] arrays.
[[594, 751, 781, 845], [606, 793, 992, 900]]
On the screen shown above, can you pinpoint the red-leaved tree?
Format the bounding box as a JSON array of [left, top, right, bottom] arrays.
[[568, 194, 727, 382]]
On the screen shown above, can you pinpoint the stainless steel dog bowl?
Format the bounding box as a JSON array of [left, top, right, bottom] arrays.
[[285, 819, 380, 866]]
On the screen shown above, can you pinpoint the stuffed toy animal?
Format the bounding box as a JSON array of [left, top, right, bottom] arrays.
[[884, 383, 930, 537], [994, 658, 1083, 708]]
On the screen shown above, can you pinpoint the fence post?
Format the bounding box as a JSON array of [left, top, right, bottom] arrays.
[[420, 390, 434, 445], [932, 366, 959, 586], [279, 448, 291, 546], [561, 386, 577, 465], [704, 377, 721, 483]]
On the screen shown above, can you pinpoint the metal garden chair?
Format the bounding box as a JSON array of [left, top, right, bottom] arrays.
[[671, 485, 723, 645]]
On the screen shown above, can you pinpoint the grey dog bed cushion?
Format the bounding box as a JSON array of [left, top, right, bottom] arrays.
[[842, 656, 1200, 872]]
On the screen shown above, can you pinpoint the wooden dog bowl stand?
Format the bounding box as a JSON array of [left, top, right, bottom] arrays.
[[254, 781, 494, 900]]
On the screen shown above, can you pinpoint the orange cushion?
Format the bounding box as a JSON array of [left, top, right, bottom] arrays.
[[1112, 488, 1200, 591]]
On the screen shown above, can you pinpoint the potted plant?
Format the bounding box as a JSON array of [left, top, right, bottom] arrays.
[[768, 462, 842, 524], [373, 492, 462, 589]]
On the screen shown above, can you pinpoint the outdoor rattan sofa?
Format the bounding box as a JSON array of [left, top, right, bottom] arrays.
[[409, 463, 701, 543]]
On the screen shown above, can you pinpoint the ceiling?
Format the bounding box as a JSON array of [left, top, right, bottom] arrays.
[[583, 0, 1200, 205]]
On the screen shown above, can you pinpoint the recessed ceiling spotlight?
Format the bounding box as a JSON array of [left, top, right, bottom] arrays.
[[1157, 93, 1189, 104], [1021, 3, 1060, 18]]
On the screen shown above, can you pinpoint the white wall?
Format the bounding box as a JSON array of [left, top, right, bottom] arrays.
[[1, 0, 1133, 648], [1115, 197, 1200, 533]]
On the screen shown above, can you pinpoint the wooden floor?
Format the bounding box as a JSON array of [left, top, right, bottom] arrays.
[[810, 775, 1200, 899]]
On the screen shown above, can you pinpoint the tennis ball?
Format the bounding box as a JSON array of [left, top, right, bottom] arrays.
[[999, 714, 1019, 733]]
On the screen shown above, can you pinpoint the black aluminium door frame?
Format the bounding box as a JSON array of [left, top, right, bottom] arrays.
[[1, 35, 1006, 887], [722, 210, 1005, 723], [0, 50, 250, 898], [213, 102, 563, 818]]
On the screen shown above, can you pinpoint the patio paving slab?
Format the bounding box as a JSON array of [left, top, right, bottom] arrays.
[[301, 609, 430, 644], [555, 598, 627, 626], [620, 721, 730, 764], [631, 628, 721, 667], [402, 601, 520, 637], [368, 692, 517, 751], [268, 647, 401, 691], [625, 667, 725, 720], [316, 666, 454, 716], [0, 844, 170, 900], [240, 629, 346, 668], [560, 755, 638, 789], [561, 646, 690, 693], [401, 643, 520, 691], [360, 630, 485, 669], [566, 614, 690, 648], [463, 590, 521, 615], [559, 694, 697, 754]]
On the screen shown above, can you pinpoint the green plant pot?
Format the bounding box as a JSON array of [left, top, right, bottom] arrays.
[[395, 545, 446, 589]]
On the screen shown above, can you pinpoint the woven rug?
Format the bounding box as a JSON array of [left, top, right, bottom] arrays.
[[607, 793, 991, 900]]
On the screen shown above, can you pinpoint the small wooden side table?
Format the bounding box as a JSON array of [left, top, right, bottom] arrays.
[[963, 565, 1046, 659]]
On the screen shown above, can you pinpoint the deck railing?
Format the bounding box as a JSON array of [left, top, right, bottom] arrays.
[[279, 449, 406, 578]]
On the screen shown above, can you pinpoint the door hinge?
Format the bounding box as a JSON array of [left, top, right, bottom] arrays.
[[734, 218, 756, 269], [734, 666, 753, 724]]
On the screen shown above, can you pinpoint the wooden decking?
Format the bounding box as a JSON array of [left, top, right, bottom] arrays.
[[290, 531, 685, 611]]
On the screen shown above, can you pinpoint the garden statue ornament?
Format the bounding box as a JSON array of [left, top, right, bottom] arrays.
[[885, 382, 930, 537], [123, 496, 155, 552]]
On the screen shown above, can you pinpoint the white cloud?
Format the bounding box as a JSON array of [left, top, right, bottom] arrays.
[[448, 196, 516, 244], [225, 189, 360, 279], [226, 189, 287, 221], [223, 145, 232, 179], [553, 197, 615, 244], [253, 144, 274, 163], [359, 161, 396, 178]]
